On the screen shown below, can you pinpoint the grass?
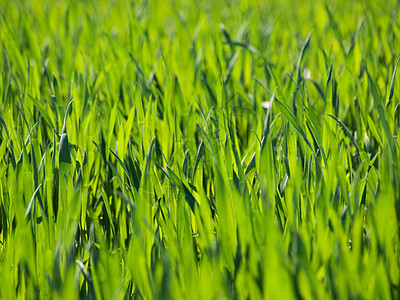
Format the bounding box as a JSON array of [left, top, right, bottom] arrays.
[[0, 0, 400, 298]]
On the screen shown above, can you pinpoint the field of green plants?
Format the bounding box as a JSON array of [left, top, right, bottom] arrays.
[[1, 0, 400, 298]]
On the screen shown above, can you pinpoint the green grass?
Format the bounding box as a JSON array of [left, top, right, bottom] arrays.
[[1, 0, 400, 298]]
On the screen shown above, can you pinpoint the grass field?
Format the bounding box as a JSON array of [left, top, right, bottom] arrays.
[[1, 0, 400, 298]]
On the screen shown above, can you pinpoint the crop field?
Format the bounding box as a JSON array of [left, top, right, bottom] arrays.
[[1, 0, 400, 298]]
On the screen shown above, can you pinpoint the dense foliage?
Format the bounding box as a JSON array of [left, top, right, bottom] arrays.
[[1, 0, 400, 298]]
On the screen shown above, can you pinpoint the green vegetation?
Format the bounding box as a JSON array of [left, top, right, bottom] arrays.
[[1, 0, 400, 298]]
